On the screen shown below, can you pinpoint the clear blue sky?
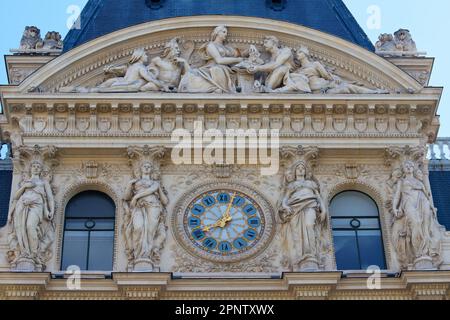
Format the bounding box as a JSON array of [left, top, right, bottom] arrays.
[[0, 0, 448, 137]]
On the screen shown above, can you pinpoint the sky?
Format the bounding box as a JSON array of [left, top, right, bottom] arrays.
[[0, 0, 448, 142]]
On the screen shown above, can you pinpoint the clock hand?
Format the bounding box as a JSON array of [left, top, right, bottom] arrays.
[[223, 193, 236, 222], [202, 219, 224, 232], [202, 193, 237, 232]]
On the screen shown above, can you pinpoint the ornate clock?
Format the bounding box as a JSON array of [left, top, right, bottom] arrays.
[[173, 182, 275, 263]]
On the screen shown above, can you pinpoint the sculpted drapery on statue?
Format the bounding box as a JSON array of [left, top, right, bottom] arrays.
[[61, 38, 190, 93], [7, 145, 58, 272], [123, 146, 169, 272], [178, 25, 243, 93], [278, 146, 330, 271], [272, 46, 388, 94], [386, 146, 444, 270], [390, 160, 443, 270], [58, 25, 389, 95]]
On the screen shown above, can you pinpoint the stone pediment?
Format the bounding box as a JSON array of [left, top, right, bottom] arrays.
[[12, 16, 422, 95]]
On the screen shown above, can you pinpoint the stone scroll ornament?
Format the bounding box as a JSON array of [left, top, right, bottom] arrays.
[[59, 26, 389, 95], [277, 146, 331, 272], [386, 146, 444, 270], [7, 145, 59, 272], [123, 145, 169, 272]]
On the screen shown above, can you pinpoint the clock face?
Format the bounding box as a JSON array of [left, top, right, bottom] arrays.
[[185, 190, 264, 257], [173, 183, 275, 263]]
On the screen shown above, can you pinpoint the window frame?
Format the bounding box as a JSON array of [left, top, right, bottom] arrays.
[[330, 190, 387, 271], [60, 190, 116, 272]]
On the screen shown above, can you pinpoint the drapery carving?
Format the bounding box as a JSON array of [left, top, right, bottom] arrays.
[[7, 145, 58, 271], [58, 26, 389, 95], [122, 145, 169, 271], [278, 146, 330, 271], [386, 146, 444, 270]]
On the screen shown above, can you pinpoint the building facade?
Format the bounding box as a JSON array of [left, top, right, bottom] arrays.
[[0, 0, 449, 300]]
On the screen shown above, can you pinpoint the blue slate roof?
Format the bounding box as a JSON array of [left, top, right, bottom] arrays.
[[429, 171, 450, 230], [0, 167, 12, 228], [64, 0, 374, 52]]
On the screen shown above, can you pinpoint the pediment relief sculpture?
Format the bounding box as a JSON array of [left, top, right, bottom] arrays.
[[59, 26, 390, 95]]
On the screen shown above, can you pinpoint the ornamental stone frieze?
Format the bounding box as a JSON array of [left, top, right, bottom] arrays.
[[0, 100, 438, 142]]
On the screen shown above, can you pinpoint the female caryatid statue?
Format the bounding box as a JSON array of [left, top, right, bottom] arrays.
[[279, 161, 328, 271], [391, 161, 443, 269], [123, 160, 169, 271], [8, 160, 55, 271], [178, 25, 243, 93]]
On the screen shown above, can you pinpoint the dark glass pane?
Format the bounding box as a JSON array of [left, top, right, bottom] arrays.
[[65, 220, 89, 231], [358, 230, 386, 270], [61, 231, 88, 270], [330, 191, 379, 217], [331, 218, 353, 229], [358, 218, 381, 230], [65, 219, 115, 231], [65, 191, 115, 218], [333, 231, 360, 270], [91, 219, 115, 230], [87, 231, 115, 271], [62, 191, 116, 271]]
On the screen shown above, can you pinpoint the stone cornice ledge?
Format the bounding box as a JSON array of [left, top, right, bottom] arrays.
[[0, 90, 443, 102]]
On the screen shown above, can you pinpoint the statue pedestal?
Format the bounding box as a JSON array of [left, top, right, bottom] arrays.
[[131, 259, 157, 272], [413, 256, 436, 270], [11, 257, 39, 272], [294, 257, 320, 272]]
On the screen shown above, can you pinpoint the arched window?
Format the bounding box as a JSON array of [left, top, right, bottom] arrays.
[[61, 191, 115, 271], [329, 191, 386, 270]]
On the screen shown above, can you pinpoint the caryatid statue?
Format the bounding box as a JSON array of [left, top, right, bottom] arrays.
[[7, 145, 58, 272], [122, 146, 169, 272], [278, 160, 329, 271], [391, 160, 443, 270]]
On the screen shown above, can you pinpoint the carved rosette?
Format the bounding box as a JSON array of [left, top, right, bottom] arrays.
[[7, 145, 59, 272]]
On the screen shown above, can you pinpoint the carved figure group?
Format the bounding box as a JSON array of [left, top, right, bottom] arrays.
[[376, 29, 418, 56], [59, 25, 388, 95], [19, 26, 63, 51]]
